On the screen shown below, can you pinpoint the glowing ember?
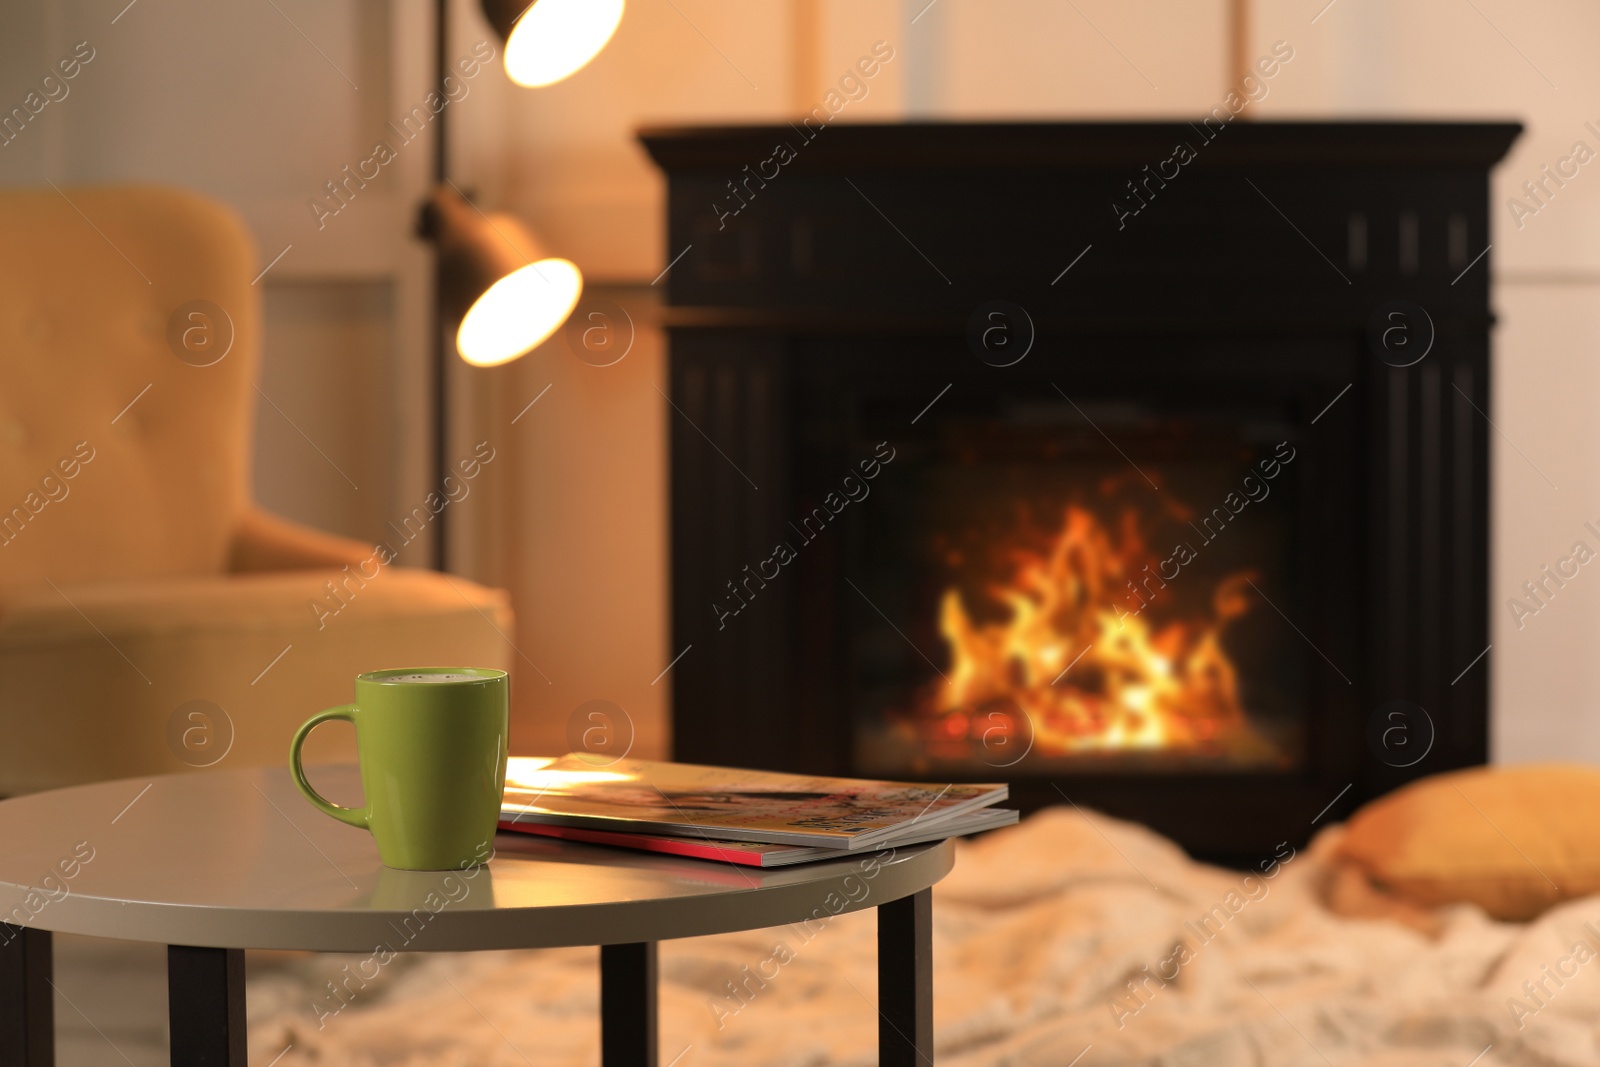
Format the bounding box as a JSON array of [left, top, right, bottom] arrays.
[[905, 504, 1277, 761]]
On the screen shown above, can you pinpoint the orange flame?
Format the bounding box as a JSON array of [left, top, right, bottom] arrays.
[[913, 504, 1272, 760]]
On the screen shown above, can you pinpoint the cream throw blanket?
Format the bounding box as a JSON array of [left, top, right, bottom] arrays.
[[245, 807, 1600, 1066]]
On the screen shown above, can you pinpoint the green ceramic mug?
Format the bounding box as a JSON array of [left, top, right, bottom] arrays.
[[289, 668, 509, 870]]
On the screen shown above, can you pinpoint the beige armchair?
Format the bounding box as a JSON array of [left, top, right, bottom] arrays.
[[0, 185, 513, 794]]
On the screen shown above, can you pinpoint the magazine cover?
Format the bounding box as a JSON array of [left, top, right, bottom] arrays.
[[500, 755, 1008, 849]]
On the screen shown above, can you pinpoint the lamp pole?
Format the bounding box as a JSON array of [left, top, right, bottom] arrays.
[[419, 0, 615, 571], [429, 0, 452, 571]]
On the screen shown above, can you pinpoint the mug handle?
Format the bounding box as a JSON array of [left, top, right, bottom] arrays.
[[289, 704, 369, 830]]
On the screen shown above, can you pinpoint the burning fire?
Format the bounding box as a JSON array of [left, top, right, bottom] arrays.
[[912, 504, 1271, 760]]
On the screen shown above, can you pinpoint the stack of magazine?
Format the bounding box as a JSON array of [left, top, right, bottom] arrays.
[[497, 755, 1016, 867]]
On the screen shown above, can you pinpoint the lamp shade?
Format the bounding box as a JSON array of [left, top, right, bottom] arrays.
[[479, 0, 624, 88], [418, 185, 582, 367]]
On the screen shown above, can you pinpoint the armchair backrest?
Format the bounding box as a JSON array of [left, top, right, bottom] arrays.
[[0, 186, 259, 592]]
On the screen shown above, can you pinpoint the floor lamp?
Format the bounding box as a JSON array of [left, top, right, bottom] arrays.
[[418, 0, 624, 568]]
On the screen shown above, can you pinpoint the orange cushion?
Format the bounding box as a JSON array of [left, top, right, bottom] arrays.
[[1336, 764, 1600, 921]]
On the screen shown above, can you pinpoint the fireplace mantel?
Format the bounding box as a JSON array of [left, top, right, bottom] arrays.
[[641, 120, 1522, 170], [640, 121, 1522, 335]]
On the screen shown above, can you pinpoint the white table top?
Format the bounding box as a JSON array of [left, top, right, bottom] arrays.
[[0, 766, 953, 952]]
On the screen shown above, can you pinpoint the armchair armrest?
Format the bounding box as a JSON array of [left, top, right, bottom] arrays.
[[229, 507, 375, 573]]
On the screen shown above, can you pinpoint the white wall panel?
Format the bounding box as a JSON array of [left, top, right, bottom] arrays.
[[1490, 282, 1600, 763]]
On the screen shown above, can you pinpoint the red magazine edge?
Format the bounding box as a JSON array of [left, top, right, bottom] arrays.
[[497, 820, 772, 867]]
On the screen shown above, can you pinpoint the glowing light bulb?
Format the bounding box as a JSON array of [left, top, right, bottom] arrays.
[[504, 0, 624, 88], [455, 258, 582, 367]]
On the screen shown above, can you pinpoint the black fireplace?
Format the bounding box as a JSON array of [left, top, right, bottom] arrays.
[[641, 122, 1519, 863]]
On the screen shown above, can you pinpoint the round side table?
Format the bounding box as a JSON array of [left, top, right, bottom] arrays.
[[0, 766, 953, 1066]]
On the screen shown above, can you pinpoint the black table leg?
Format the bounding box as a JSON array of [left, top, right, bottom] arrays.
[[168, 945, 245, 1067], [600, 941, 657, 1067], [879, 889, 933, 1067], [0, 923, 53, 1067]]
